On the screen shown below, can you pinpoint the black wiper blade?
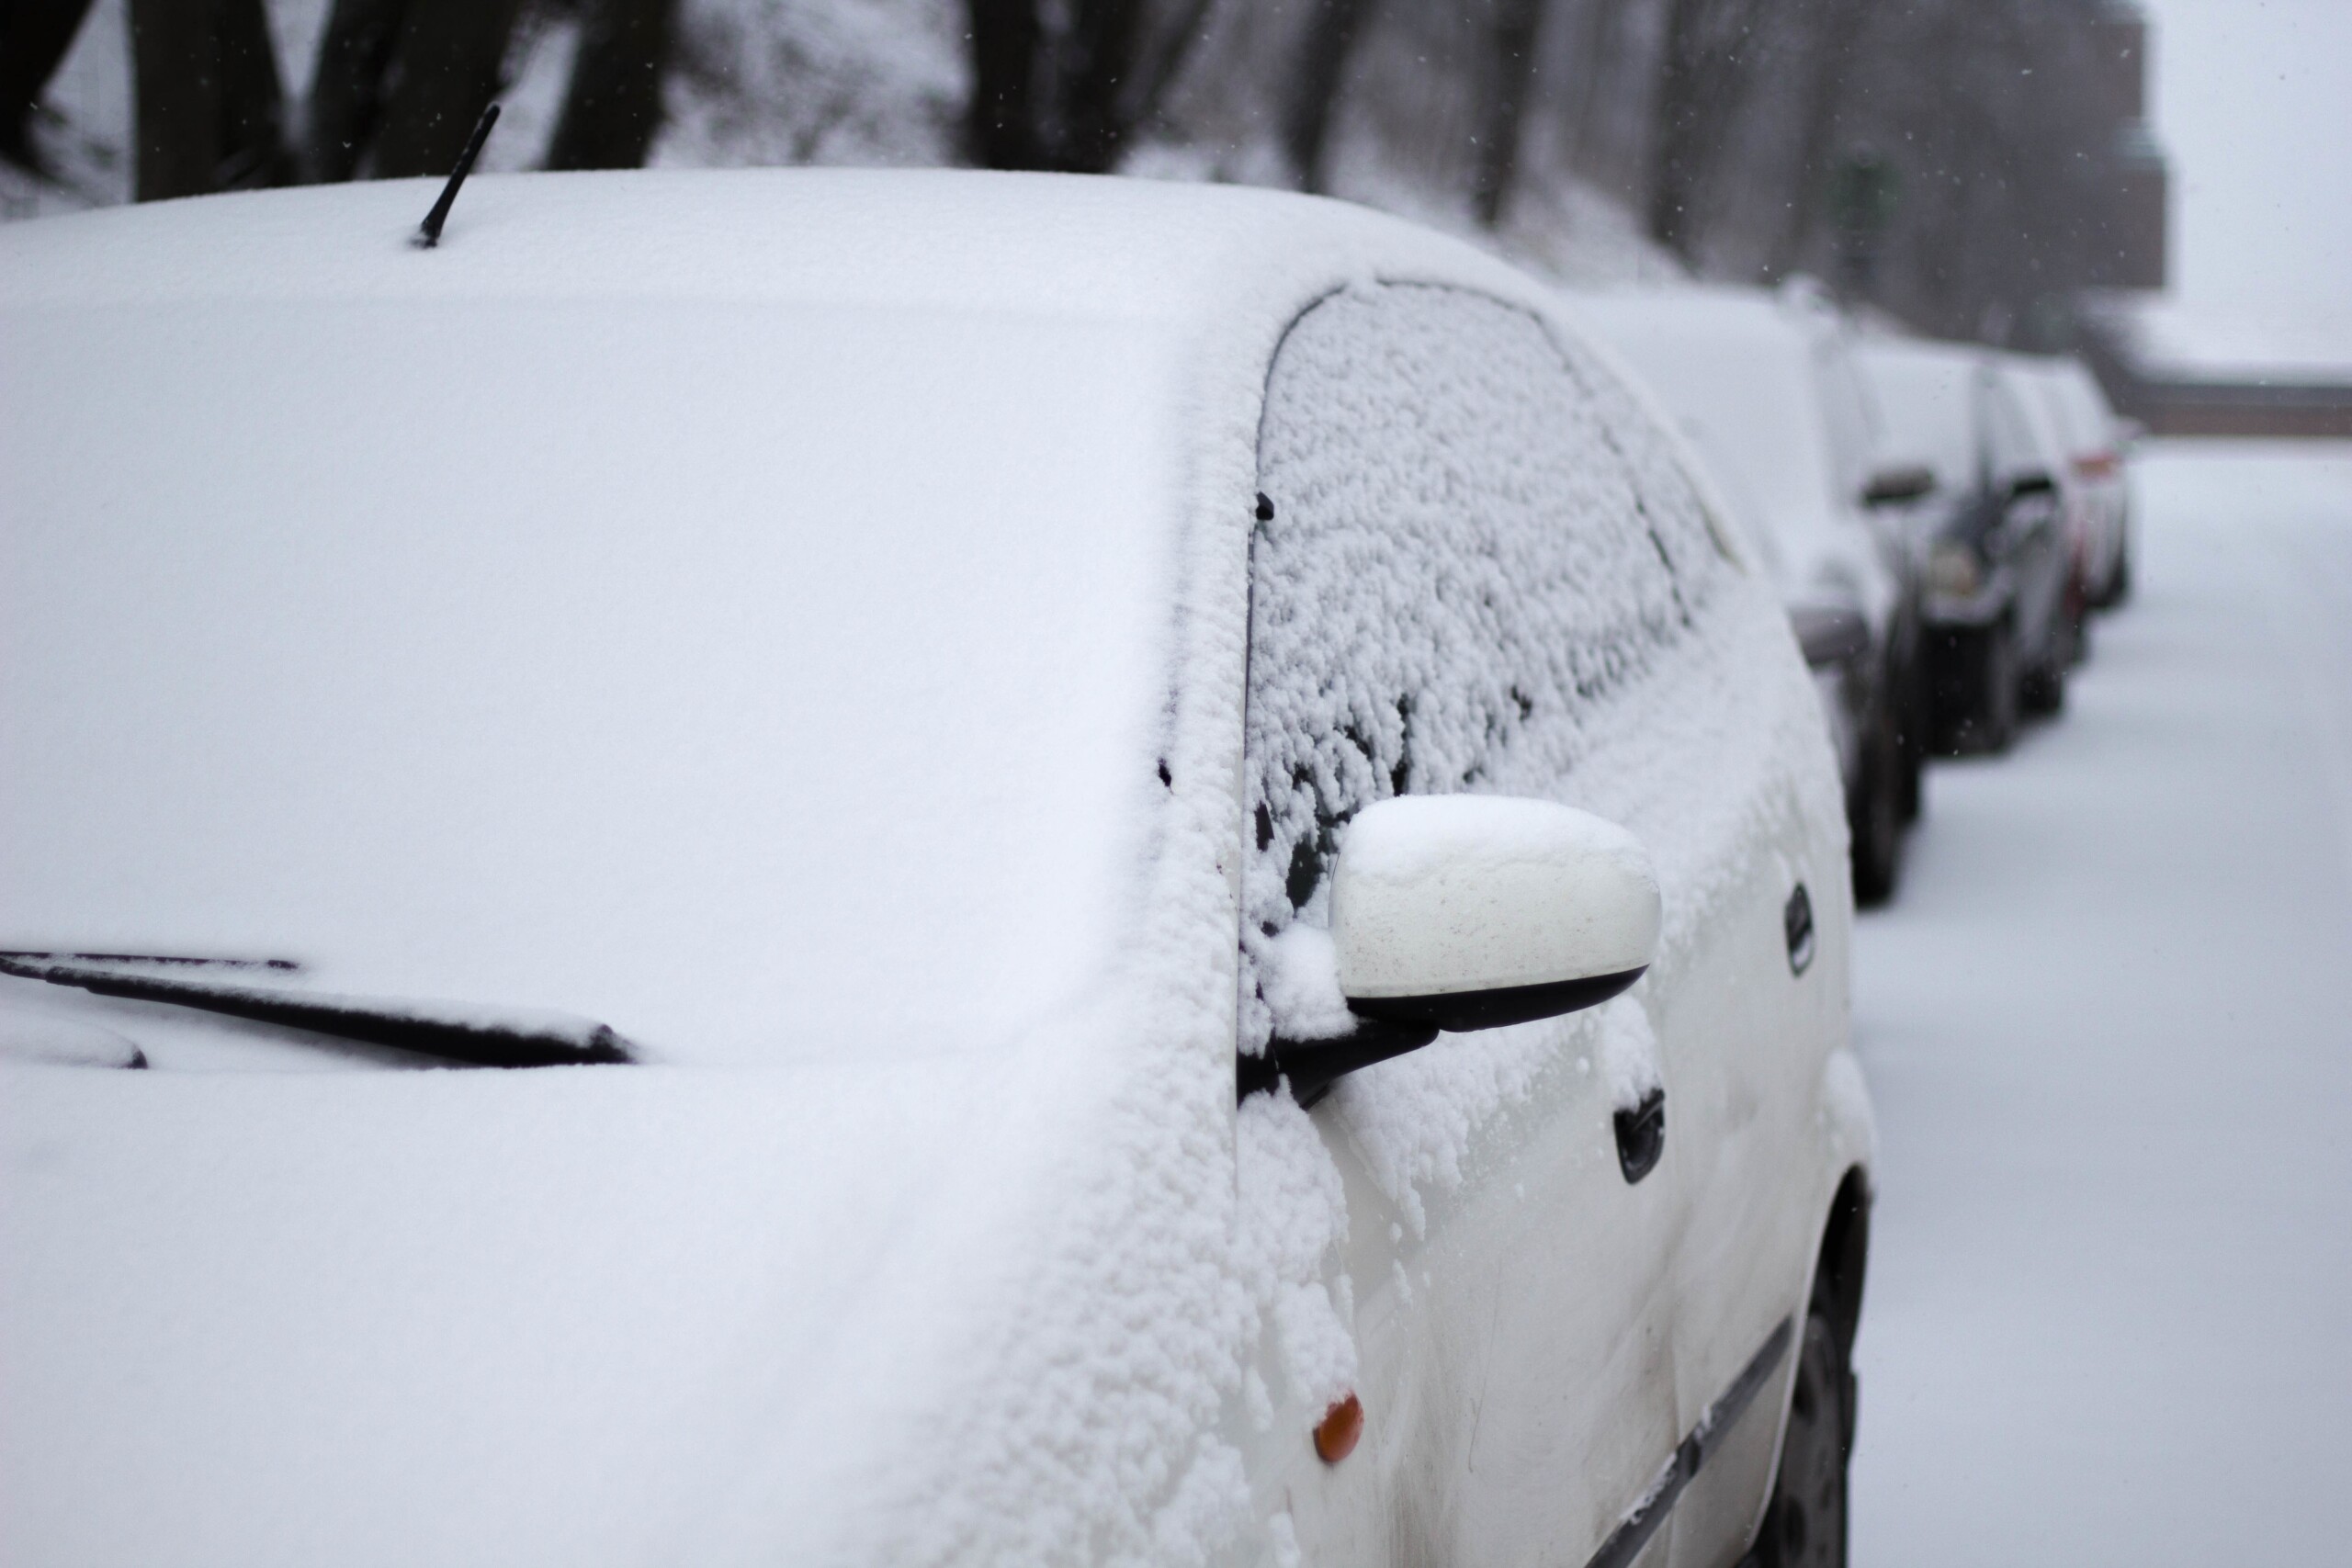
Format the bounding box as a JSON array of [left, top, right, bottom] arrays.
[[0, 950, 301, 973], [0, 953, 635, 1069]]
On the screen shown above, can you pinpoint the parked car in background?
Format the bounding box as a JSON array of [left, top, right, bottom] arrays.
[[0, 172, 1876, 1568], [2001, 355, 2096, 675], [1568, 283, 1927, 904], [1860, 337, 2078, 751], [2019, 355, 2136, 608]]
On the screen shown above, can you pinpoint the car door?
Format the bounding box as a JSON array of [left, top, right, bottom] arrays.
[[1238, 281, 1812, 1566]]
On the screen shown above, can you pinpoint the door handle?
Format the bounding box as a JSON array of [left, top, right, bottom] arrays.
[[1614, 1088, 1665, 1184], [1784, 883, 1815, 975]]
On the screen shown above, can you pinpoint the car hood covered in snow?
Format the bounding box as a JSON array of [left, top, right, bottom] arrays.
[[0, 1051, 1047, 1563]]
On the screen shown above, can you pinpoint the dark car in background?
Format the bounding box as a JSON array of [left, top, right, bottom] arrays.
[[1860, 338, 2077, 752], [1570, 284, 1929, 903]]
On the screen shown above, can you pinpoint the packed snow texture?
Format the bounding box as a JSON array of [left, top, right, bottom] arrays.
[[1236, 276, 1845, 1282], [1241, 282, 1728, 1051]]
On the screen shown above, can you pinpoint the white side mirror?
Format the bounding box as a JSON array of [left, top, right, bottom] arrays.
[[1248, 795, 1661, 1107], [1333, 795, 1661, 1032]]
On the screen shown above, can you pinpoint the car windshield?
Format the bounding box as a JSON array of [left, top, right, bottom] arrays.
[[1862, 345, 1981, 496], [0, 294, 1182, 1066]]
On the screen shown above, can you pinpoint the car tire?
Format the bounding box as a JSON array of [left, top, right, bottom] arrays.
[[1743, 1302, 1852, 1568], [2103, 539, 2133, 608], [2019, 642, 2066, 716], [1979, 623, 2020, 752], [1849, 714, 1903, 907], [1896, 652, 1927, 825]]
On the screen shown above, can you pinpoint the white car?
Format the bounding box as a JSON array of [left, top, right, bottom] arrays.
[[0, 171, 1875, 1568], [1563, 284, 1928, 906]]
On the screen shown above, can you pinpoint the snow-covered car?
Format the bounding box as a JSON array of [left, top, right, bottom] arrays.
[[1860, 336, 2080, 750], [2018, 355, 2135, 608], [0, 171, 1875, 1568], [1564, 283, 1927, 905]]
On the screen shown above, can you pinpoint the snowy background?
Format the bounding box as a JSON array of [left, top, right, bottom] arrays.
[[1850, 439, 2352, 1562]]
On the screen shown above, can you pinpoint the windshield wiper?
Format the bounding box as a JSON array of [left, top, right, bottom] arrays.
[[0, 953, 635, 1068]]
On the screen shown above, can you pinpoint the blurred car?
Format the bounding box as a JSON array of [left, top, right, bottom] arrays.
[[1860, 337, 2078, 751], [2020, 355, 2136, 608], [1567, 283, 1928, 904], [0, 172, 1877, 1568], [2002, 354, 2097, 676]]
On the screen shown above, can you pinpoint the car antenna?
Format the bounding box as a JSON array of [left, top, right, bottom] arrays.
[[413, 102, 500, 250]]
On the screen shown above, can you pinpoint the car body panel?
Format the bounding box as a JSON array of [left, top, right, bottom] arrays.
[[0, 170, 1871, 1567]]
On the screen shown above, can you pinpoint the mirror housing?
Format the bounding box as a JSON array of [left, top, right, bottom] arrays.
[[1333, 795, 1661, 1029], [1244, 797, 1661, 1107], [1788, 603, 1871, 669], [1861, 464, 1936, 508]]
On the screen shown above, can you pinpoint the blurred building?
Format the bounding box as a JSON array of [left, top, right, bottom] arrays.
[[2087, 0, 2168, 292]]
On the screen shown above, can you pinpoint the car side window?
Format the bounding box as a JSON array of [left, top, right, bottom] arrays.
[[1241, 283, 1727, 1049]]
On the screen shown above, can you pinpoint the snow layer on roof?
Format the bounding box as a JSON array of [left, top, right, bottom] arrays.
[[0, 166, 1527, 319]]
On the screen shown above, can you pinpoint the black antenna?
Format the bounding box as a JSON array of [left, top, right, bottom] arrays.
[[414, 103, 500, 249]]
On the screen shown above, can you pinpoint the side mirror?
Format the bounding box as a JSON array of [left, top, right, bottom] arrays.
[[1861, 464, 1936, 508], [1788, 603, 1871, 669], [1246, 796, 1661, 1107]]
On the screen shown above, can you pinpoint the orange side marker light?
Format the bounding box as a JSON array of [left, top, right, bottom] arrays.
[[1315, 1393, 1364, 1464]]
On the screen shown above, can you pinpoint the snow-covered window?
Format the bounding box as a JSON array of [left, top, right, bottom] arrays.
[[1240, 284, 1727, 1048]]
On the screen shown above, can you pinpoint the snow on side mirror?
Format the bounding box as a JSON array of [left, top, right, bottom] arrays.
[[1242, 796, 1661, 1109], [1335, 795, 1660, 1032]]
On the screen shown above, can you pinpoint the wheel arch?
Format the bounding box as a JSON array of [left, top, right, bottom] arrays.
[[1814, 1164, 1871, 1373]]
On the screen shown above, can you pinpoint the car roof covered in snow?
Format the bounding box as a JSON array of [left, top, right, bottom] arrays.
[[0, 165, 1535, 321]]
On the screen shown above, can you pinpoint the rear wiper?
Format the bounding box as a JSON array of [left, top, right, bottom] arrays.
[[0, 953, 635, 1068]]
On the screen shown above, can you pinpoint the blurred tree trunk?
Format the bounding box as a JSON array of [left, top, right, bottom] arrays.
[[1769, 0, 1871, 276], [1471, 0, 1546, 228], [128, 0, 291, 200], [545, 0, 674, 170], [366, 0, 524, 177], [1281, 0, 1371, 192], [967, 0, 1045, 167], [964, 0, 1215, 174], [1061, 0, 1148, 173], [1645, 0, 1762, 261], [0, 0, 96, 171], [306, 0, 405, 181], [304, 0, 520, 181]]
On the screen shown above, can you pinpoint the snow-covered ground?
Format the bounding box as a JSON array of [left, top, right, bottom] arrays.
[[1850, 441, 2352, 1562]]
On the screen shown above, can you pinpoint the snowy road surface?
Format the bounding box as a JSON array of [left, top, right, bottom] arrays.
[[1850, 443, 2352, 1562]]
